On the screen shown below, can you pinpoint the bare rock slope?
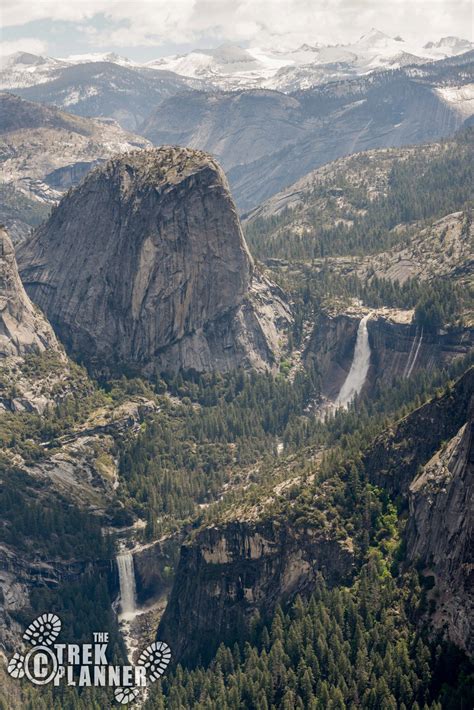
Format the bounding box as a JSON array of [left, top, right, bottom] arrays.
[[406, 401, 473, 656], [0, 225, 73, 414], [18, 147, 290, 375], [0, 92, 151, 243], [0, 226, 59, 358]]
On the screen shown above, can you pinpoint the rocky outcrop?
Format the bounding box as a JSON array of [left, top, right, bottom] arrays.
[[362, 367, 474, 497], [0, 92, 151, 243], [354, 211, 474, 287], [405, 398, 473, 656], [158, 520, 354, 666], [133, 535, 182, 607], [305, 307, 473, 401], [0, 226, 60, 359], [368, 318, 473, 385], [0, 225, 74, 414], [18, 147, 290, 376], [0, 542, 109, 653]]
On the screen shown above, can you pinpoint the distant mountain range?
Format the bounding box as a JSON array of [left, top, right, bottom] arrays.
[[1, 30, 472, 96], [1, 33, 472, 223], [146, 30, 474, 91], [0, 55, 206, 131], [142, 53, 474, 210]]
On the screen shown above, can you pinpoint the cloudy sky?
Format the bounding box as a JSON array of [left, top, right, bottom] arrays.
[[1, 0, 472, 60]]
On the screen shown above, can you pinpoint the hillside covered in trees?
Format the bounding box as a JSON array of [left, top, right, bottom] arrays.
[[0, 107, 472, 710], [245, 128, 473, 261]]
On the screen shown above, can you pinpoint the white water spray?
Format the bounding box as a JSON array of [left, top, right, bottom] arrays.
[[117, 551, 137, 620], [335, 313, 372, 409]]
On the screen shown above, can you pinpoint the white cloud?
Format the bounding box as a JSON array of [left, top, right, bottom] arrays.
[[0, 38, 49, 56], [1, 0, 472, 49]]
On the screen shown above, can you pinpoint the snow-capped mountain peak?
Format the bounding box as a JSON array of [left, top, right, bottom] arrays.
[[62, 52, 137, 67], [0, 51, 61, 69], [297, 43, 321, 53], [356, 28, 394, 45], [200, 44, 257, 64], [1, 52, 47, 67], [0, 52, 70, 89], [1, 31, 472, 95], [424, 36, 473, 55]]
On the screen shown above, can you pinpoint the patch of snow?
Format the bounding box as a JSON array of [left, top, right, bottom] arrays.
[[434, 83, 474, 118], [62, 52, 138, 67]]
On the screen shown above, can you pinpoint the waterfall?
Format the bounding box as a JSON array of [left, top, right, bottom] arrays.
[[335, 314, 372, 409], [117, 552, 137, 618], [403, 327, 419, 378], [405, 328, 424, 379]]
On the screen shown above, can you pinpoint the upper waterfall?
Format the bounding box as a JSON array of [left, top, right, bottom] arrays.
[[117, 551, 137, 620], [336, 313, 372, 408]]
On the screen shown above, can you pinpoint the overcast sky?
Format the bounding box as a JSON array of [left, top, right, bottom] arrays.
[[1, 0, 472, 60]]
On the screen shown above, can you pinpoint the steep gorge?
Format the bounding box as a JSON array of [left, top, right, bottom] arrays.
[[156, 368, 474, 665]]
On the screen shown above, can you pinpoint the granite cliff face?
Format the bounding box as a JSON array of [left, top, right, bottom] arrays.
[[367, 318, 473, 384], [360, 367, 473, 653], [18, 147, 290, 376], [305, 307, 472, 401], [158, 519, 354, 666], [362, 367, 473, 497], [157, 369, 473, 665], [406, 405, 473, 656], [0, 541, 108, 654], [0, 226, 59, 359], [0, 225, 72, 413]]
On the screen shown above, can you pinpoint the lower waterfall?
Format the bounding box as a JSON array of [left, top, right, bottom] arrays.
[[335, 313, 372, 409], [117, 551, 137, 619]]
